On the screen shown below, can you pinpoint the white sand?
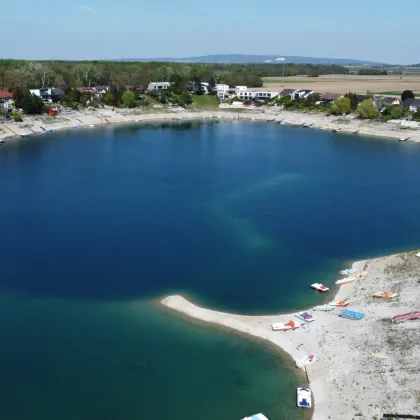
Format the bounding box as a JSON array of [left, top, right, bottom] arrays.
[[162, 253, 420, 419], [1, 107, 420, 142]]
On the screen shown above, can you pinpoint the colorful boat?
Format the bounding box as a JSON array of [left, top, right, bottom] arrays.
[[335, 277, 356, 285], [330, 299, 350, 307], [296, 353, 319, 368], [295, 311, 316, 323], [373, 291, 398, 298], [272, 320, 300, 331], [242, 414, 269, 420], [311, 283, 329, 292], [313, 304, 334, 311], [339, 309, 365, 320], [297, 387, 312, 408], [392, 311, 420, 323]]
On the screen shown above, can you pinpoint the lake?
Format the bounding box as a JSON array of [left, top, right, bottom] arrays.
[[1, 120, 420, 419]]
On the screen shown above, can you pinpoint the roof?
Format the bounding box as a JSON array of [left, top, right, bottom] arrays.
[[51, 87, 65, 96], [94, 86, 108, 92], [280, 88, 296, 95], [321, 92, 343, 101], [403, 98, 415, 107], [0, 90, 13, 99]]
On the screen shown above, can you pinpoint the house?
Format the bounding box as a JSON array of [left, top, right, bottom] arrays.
[[0, 90, 13, 112], [320, 93, 344, 104], [279, 88, 297, 98], [237, 90, 278, 101], [408, 99, 420, 112], [293, 89, 313, 99], [93, 86, 109, 97], [216, 84, 229, 99], [147, 82, 171, 91], [235, 86, 248, 95], [200, 82, 209, 93], [30, 88, 65, 103]]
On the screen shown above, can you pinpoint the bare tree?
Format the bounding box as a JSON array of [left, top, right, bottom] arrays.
[[73, 64, 99, 87]]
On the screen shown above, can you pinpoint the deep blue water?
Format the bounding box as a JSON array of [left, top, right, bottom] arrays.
[[1, 120, 420, 419]]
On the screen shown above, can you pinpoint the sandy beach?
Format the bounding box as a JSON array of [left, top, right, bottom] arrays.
[[1, 107, 420, 143], [162, 252, 420, 419]]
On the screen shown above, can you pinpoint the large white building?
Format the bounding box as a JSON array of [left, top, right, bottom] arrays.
[[235, 86, 248, 96], [29, 88, 65, 103], [148, 82, 171, 91], [216, 84, 229, 99], [237, 90, 279, 101]]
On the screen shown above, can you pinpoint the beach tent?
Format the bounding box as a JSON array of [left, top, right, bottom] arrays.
[[339, 310, 365, 320]]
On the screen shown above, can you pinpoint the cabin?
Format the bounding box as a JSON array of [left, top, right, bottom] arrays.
[[0, 90, 13, 112], [30, 88, 65, 103], [147, 82, 171, 91], [320, 92, 344, 104]]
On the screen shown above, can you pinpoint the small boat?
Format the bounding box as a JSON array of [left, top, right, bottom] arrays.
[[297, 387, 312, 408], [339, 268, 355, 275], [89, 124, 96, 127], [296, 353, 319, 368], [416, 252, 420, 257], [392, 311, 420, 323], [371, 353, 388, 360], [339, 309, 365, 320], [295, 311, 315, 323], [313, 304, 334, 311], [311, 283, 329, 292], [330, 299, 350, 307], [335, 277, 356, 286], [272, 320, 300, 331], [373, 291, 398, 298], [242, 414, 269, 420]]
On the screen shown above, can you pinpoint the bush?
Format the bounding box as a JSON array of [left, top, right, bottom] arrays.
[[390, 105, 403, 119], [12, 112, 22, 122], [331, 97, 351, 115], [358, 99, 379, 119]]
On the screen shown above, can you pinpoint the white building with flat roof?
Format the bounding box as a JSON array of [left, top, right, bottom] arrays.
[[216, 84, 230, 99], [237, 90, 278, 101], [148, 82, 171, 91], [235, 86, 248, 95]]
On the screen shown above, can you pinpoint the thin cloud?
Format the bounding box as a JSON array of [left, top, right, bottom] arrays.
[[76, 4, 98, 15]]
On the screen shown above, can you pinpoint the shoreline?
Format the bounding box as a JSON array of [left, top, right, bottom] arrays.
[[161, 252, 420, 419], [2, 107, 420, 143]]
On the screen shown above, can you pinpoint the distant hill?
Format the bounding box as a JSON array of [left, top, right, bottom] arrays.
[[119, 54, 387, 66]]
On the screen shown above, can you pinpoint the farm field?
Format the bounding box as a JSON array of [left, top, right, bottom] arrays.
[[261, 74, 420, 95]]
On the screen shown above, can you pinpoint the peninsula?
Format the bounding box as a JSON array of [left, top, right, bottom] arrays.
[[162, 251, 420, 419]]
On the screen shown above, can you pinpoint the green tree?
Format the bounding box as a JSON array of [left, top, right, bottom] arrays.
[[345, 92, 359, 110], [180, 91, 192, 105], [358, 99, 378, 119], [12, 112, 22, 122], [22, 89, 45, 114], [73, 64, 99, 86], [208, 76, 216, 95], [13, 87, 25, 109], [103, 92, 114, 106], [401, 90, 415, 102], [29, 62, 56, 88], [191, 76, 202, 95], [390, 105, 403, 119], [169, 73, 187, 94], [122, 90, 136, 108], [331, 97, 351, 115]]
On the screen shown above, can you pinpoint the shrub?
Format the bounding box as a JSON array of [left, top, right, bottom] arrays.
[[390, 105, 403, 119], [12, 112, 22, 122], [331, 97, 351, 115], [358, 99, 379, 119]]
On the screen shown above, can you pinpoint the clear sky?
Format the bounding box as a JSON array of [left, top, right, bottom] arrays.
[[3, 0, 419, 64]]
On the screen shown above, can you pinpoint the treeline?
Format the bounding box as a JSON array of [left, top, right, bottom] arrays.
[[0, 59, 350, 91], [358, 68, 388, 75]]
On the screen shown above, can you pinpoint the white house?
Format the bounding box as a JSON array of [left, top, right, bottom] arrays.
[[0, 91, 13, 112], [216, 84, 229, 99], [30, 88, 65, 103], [293, 89, 314, 99], [148, 82, 171, 91], [237, 90, 278, 101], [200, 82, 209, 93], [235, 86, 248, 95]]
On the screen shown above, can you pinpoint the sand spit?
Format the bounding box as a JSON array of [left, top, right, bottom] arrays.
[[162, 252, 420, 420], [1, 107, 420, 143]]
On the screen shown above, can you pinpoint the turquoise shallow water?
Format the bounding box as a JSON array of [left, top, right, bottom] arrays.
[[1, 120, 420, 419]]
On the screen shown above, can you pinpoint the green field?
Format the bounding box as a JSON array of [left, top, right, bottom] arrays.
[[375, 91, 420, 95], [262, 78, 309, 83], [191, 95, 219, 109]]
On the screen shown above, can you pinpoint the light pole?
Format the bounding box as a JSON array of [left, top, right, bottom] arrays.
[[276, 57, 285, 81]]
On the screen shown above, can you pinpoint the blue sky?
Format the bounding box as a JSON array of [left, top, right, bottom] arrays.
[[3, 0, 419, 63]]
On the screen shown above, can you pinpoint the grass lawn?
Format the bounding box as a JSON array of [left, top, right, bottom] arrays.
[[191, 95, 219, 109]]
